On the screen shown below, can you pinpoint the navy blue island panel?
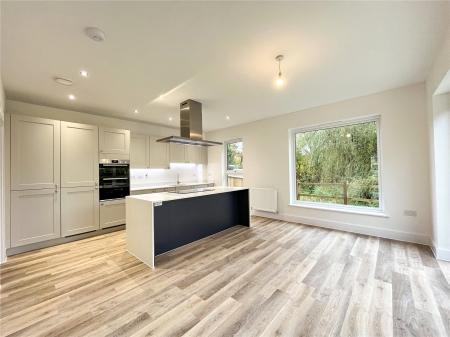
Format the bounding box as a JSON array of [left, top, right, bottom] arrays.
[[153, 189, 250, 255]]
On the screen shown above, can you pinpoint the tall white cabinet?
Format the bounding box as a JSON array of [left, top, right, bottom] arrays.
[[61, 122, 99, 236], [10, 115, 61, 246], [10, 117, 107, 247]]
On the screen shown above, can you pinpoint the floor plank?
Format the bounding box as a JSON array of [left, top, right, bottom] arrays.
[[1, 216, 449, 337]]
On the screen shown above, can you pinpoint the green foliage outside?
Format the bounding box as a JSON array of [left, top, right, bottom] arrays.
[[296, 121, 379, 208], [227, 141, 243, 171]]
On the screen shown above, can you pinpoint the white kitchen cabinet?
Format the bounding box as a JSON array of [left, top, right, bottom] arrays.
[[149, 136, 169, 168], [100, 199, 125, 229], [201, 147, 208, 165], [11, 115, 60, 191], [61, 187, 99, 236], [61, 122, 98, 188], [99, 127, 130, 157], [130, 134, 148, 168], [169, 143, 187, 163], [11, 188, 60, 247], [186, 145, 200, 164]]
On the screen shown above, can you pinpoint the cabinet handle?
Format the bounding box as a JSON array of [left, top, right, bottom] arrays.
[[55, 184, 58, 193], [95, 182, 99, 189]]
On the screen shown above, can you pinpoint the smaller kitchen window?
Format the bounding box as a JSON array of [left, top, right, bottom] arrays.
[[225, 139, 244, 187]]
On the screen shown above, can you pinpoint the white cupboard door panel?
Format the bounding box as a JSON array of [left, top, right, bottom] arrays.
[[11, 115, 60, 190], [99, 127, 130, 155], [100, 200, 125, 229], [61, 187, 99, 236], [61, 122, 98, 188], [169, 143, 186, 163], [187, 146, 203, 164], [11, 189, 60, 247], [130, 134, 148, 168], [149, 136, 169, 168]]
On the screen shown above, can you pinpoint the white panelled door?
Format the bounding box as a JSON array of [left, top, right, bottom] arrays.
[[61, 186, 99, 236], [149, 136, 169, 168], [61, 122, 99, 187], [99, 127, 130, 155], [11, 189, 60, 247], [130, 134, 148, 168], [169, 143, 186, 163], [61, 122, 99, 236], [11, 115, 60, 191]]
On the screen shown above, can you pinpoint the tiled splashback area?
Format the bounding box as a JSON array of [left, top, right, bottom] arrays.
[[130, 163, 209, 188]]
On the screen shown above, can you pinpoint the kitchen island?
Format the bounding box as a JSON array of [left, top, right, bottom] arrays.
[[126, 187, 250, 268]]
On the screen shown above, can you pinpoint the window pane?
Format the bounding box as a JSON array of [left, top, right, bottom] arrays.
[[295, 121, 379, 208], [227, 141, 243, 171]]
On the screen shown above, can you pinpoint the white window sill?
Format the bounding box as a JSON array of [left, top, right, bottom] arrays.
[[289, 202, 389, 218]]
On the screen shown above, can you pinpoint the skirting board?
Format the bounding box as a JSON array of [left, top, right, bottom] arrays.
[[253, 210, 430, 246], [431, 240, 450, 261]]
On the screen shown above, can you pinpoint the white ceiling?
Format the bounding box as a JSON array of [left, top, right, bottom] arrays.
[[1, 1, 449, 131]]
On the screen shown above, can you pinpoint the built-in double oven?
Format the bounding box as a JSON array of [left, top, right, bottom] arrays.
[[99, 159, 130, 201]]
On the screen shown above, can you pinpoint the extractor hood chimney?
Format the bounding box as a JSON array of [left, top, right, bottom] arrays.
[[157, 99, 222, 146]]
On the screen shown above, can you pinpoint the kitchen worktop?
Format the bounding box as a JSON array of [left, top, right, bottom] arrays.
[[127, 187, 248, 203], [130, 181, 215, 191]]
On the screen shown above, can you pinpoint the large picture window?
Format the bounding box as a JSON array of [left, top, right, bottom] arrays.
[[290, 117, 381, 211]]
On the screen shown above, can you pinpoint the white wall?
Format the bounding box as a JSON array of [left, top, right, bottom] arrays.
[[207, 83, 431, 244], [426, 25, 450, 260]]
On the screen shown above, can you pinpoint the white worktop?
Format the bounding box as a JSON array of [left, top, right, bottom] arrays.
[[130, 181, 214, 191], [127, 186, 248, 203]]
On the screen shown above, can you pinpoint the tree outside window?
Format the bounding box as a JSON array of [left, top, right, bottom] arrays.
[[293, 119, 380, 209]]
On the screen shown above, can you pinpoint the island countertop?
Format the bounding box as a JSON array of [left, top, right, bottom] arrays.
[[126, 186, 248, 203]]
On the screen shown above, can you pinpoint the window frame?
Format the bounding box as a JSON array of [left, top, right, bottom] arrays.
[[224, 138, 244, 175], [288, 115, 384, 215]]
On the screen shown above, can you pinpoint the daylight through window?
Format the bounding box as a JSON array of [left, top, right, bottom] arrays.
[[291, 118, 381, 209]]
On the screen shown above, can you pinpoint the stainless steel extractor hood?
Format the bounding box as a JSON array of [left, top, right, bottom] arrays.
[[157, 99, 222, 146]]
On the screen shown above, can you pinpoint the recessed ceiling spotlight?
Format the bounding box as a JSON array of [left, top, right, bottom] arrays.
[[68, 94, 76, 101], [169, 117, 173, 121], [275, 54, 285, 88], [80, 70, 89, 78], [85, 27, 106, 42], [54, 77, 73, 86], [226, 116, 230, 120], [134, 109, 139, 114]]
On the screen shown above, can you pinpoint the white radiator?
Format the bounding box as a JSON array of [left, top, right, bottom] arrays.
[[250, 188, 278, 213]]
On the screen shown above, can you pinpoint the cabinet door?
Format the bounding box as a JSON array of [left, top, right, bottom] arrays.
[[11, 189, 60, 247], [149, 136, 169, 168], [100, 199, 125, 229], [200, 147, 208, 165], [99, 127, 130, 155], [169, 143, 186, 163], [187, 146, 205, 164], [11, 115, 60, 190], [130, 134, 148, 168], [61, 122, 98, 188], [61, 187, 99, 236]]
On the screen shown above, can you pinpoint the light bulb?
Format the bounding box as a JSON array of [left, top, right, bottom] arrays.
[[275, 77, 285, 87]]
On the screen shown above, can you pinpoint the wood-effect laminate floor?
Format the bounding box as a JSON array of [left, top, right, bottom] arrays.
[[1, 217, 449, 337]]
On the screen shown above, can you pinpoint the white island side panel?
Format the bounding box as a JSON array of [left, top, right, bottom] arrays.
[[126, 197, 154, 268]]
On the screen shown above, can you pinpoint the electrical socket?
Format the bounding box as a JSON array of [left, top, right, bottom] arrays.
[[404, 210, 417, 217]]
